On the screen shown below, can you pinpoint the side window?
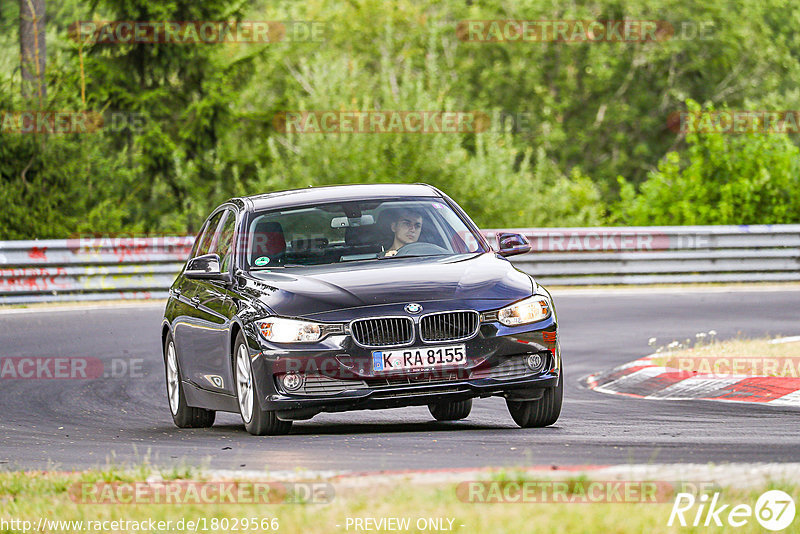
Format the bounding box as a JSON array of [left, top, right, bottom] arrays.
[[194, 211, 225, 257], [188, 221, 209, 259], [214, 210, 237, 272]]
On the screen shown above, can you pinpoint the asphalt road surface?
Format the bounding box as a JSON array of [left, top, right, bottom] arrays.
[[1, 288, 799, 471]]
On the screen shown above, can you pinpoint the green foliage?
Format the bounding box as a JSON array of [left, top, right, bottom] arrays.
[[244, 48, 602, 228], [616, 100, 800, 225], [2, 0, 800, 238], [0, 53, 141, 239]]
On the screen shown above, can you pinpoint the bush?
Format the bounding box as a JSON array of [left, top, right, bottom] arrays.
[[615, 101, 800, 225]]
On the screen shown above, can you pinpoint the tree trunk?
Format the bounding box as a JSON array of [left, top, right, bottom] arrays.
[[19, 0, 46, 102]]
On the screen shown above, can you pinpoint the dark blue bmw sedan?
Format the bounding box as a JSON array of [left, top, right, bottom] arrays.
[[161, 183, 561, 435]]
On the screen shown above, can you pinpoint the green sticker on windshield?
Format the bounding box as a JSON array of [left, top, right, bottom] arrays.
[[254, 256, 270, 266]]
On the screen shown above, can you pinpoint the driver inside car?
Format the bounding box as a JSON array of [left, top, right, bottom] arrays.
[[381, 208, 424, 257]]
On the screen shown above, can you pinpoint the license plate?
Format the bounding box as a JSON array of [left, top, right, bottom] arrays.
[[372, 344, 466, 372]]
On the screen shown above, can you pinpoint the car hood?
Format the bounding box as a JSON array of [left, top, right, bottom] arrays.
[[242, 253, 534, 318]]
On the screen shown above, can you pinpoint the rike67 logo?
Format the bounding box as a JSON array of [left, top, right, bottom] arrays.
[[669, 490, 795, 531]]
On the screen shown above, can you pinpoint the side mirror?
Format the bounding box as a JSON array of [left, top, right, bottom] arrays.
[[184, 253, 232, 283], [496, 232, 531, 257]]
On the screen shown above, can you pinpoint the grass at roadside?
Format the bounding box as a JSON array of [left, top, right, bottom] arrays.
[[1, 468, 798, 533], [652, 337, 800, 378]]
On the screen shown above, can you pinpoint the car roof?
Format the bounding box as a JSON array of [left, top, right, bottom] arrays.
[[237, 183, 441, 211]]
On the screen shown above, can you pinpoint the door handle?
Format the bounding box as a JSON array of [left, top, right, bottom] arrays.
[[172, 288, 181, 296], [190, 296, 200, 306]]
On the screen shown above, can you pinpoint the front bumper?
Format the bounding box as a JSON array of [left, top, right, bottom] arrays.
[[267, 372, 559, 419], [244, 305, 561, 419]]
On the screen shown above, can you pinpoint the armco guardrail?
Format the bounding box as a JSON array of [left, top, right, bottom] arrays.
[[485, 225, 800, 286], [1, 225, 798, 304], [0, 237, 193, 304]]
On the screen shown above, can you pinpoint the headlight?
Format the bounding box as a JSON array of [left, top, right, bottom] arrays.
[[497, 295, 551, 326], [256, 317, 342, 343]]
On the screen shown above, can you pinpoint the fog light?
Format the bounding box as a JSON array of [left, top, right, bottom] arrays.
[[525, 353, 546, 373], [281, 373, 304, 392]]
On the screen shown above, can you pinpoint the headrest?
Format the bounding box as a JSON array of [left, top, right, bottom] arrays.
[[251, 221, 286, 263], [344, 225, 377, 246]]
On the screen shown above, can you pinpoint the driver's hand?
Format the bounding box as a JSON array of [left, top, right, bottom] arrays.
[[384, 250, 398, 257]]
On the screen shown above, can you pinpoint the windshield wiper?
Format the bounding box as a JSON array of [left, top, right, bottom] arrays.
[[378, 253, 448, 260], [249, 264, 305, 270]]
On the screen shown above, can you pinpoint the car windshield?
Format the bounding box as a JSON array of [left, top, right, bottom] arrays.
[[243, 197, 487, 269]]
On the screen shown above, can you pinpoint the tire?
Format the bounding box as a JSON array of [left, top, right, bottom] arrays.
[[506, 371, 563, 428], [428, 398, 472, 421], [164, 333, 215, 428], [234, 332, 292, 436]]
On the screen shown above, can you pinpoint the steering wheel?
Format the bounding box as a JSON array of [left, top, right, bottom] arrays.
[[394, 241, 449, 257]]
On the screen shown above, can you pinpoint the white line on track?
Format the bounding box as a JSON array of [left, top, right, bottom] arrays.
[[550, 284, 800, 297], [768, 336, 800, 344], [0, 301, 166, 315]]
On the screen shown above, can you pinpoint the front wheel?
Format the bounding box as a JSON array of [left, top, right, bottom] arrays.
[[234, 332, 292, 436], [164, 333, 215, 428], [506, 372, 563, 428], [428, 398, 472, 421]]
